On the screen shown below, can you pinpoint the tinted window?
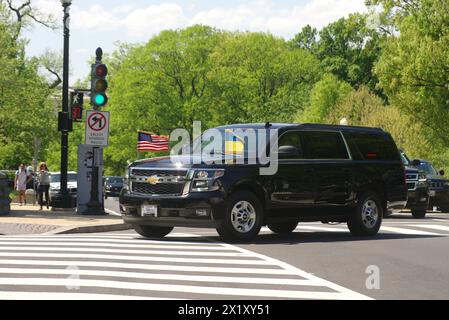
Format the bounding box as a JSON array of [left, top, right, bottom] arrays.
[[417, 162, 438, 175], [344, 132, 400, 161], [301, 131, 349, 160], [278, 131, 303, 159]]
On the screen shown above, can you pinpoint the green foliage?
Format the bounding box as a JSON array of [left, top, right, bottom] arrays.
[[0, 7, 57, 170], [296, 74, 352, 123], [327, 86, 431, 160], [292, 14, 385, 94], [374, 0, 449, 170]]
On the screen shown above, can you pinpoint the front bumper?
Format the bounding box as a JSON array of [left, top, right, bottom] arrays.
[[119, 189, 227, 228], [429, 188, 449, 209], [406, 185, 430, 210]]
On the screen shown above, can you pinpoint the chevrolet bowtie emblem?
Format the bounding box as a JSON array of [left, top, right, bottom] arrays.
[[146, 175, 159, 185]]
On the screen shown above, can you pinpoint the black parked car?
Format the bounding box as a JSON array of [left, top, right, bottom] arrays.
[[412, 159, 449, 212], [120, 123, 407, 241], [396, 151, 430, 218], [104, 176, 124, 199]]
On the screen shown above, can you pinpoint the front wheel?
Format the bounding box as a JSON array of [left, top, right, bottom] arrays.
[[411, 209, 426, 219], [216, 190, 263, 242], [134, 225, 173, 238], [267, 221, 298, 234], [347, 192, 383, 236]]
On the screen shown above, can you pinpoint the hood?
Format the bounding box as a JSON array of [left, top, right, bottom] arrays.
[[130, 154, 247, 170]]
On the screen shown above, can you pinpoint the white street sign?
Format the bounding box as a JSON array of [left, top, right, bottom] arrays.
[[85, 110, 109, 146]]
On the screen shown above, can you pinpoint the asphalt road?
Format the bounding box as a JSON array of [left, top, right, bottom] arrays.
[[0, 197, 448, 300], [104, 197, 449, 299]]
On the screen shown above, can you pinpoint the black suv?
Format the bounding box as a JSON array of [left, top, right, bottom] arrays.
[[412, 159, 449, 212], [120, 123, 407, 241], [397, 151, 430, 218]]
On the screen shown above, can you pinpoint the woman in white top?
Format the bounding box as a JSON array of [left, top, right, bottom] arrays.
[[14, 164, 31, 206]]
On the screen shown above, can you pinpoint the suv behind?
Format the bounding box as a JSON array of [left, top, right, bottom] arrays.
[[120, 123, 407, 241]]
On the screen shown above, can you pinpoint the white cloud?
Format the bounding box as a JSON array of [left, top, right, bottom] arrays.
[[35, 0, 367, 39], [120, 4, 188, 37]]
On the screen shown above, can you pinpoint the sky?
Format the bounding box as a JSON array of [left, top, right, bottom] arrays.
[[23, 0, 367, 84]]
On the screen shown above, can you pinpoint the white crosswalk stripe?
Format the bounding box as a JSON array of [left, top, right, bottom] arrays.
[[0, 232, 371, 300]]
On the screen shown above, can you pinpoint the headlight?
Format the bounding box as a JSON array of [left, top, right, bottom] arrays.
[[191, 169, 224, 192]]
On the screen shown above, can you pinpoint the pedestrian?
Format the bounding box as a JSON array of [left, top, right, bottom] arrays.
[[14, 164, 31, 206], [36, 162, 51, 210]]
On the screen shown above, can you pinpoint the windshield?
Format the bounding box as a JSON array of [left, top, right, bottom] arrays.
[[191, 127, 263, 157], [106, 177, 123, 184], [417, 162, 438, 175], [400, 151, 410, 166], [50, 173, 77, 183]]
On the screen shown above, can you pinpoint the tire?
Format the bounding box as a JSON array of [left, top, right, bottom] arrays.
[[133, 225, 173, 238], [267, 221, 298, 234], [411, 210, 426, 218], [347, 192, 383, 236], [216, 190, 263, 242], [384, 210, 393, 218]]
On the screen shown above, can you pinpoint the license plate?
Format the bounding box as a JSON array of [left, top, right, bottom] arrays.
[[141, 205, 158, 217], [430, 190, 436, 197]]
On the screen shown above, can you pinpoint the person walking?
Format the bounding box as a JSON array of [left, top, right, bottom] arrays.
[[36, 162, 51, 210], [14, 164, 31, 206]]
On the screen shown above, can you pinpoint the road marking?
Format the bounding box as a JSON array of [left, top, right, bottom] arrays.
[[0, 259, 293, 275], [379, 226, 440, 236], [298, 226, 347, 232], [410, 224, 449, 232], [214, 241, 371, 300], [0, 278, 366, 300], [0, 252, 272, 265], [0, 291, 169, 300], [0, 268, 319, 286], [0, 232, 372, 300], [0, 236, 221, 246], [0, 241, 233, 251], [0, 246, 249, 257]]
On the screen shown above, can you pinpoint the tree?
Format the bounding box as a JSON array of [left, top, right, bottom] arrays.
[[292, 14, 385, 95], [296, 74, 352, 123], [327, 86, 431, 160], [208, 32, 321, 124], [373, 0, 449, 147]]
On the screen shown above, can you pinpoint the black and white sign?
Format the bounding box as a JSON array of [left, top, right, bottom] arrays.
[[85, 110, 109, 146]]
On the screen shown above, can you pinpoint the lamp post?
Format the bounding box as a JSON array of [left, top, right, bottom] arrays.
[[59, 0, 72, 208]]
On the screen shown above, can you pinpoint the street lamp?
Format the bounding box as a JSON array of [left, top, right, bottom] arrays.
[[59, 0, 72, 208]]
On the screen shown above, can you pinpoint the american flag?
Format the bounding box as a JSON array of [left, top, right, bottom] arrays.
[[137, 131, 169, 152]]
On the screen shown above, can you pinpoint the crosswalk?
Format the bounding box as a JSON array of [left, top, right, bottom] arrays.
[[256, 221, 449, 237], [0, 232, 371, 300]]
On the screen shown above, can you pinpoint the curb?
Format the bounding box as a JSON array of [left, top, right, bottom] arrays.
[[42, 223, 132, 235]]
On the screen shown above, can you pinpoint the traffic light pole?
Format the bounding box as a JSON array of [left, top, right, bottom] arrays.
[[59, 0, 73, 208], [83, 48, 106, 215]]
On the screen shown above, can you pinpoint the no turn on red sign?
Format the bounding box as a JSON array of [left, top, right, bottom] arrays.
[[85, 110, 110, 146]]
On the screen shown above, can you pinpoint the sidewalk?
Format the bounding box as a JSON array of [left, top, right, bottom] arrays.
[[0, 204, 131, 235]]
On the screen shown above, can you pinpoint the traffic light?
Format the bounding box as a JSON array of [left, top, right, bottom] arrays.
[[91, 63, 108, 109], [70, 91, 84, 122]]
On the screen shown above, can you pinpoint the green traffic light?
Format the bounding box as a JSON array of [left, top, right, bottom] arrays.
[[94, 93, 107, 106]]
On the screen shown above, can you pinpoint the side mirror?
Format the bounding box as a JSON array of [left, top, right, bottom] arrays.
[[412, 159, 421, 167], [278, 145, 300, 159], [440, 170, 445, 176]]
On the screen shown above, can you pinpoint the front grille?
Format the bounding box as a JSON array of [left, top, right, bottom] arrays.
[[132, 169, 187, 177], [132, 182, 184, 195], [406, 182, 416, 190], [406, 174, 418, 180], [431, 182, 445, 188]]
